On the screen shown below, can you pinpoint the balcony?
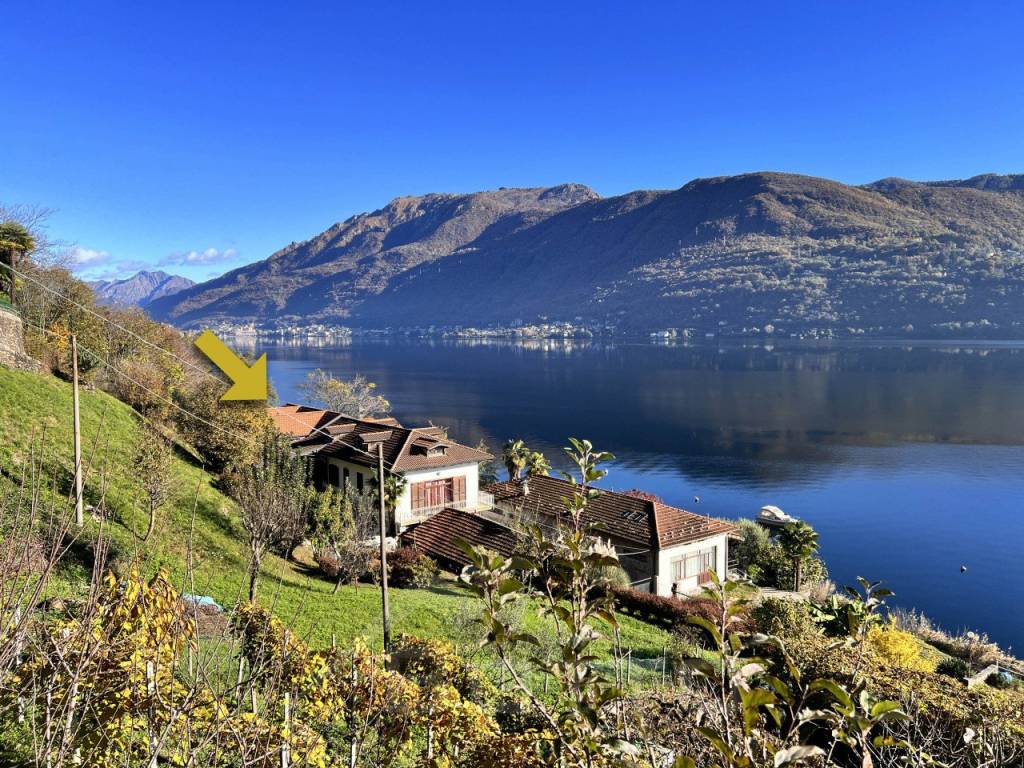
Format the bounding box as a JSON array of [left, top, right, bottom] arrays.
[[403, 490, 495, 526]]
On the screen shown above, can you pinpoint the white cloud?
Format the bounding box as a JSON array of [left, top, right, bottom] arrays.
[[69, 246, 111, 268], [159, 247, 239, 267]]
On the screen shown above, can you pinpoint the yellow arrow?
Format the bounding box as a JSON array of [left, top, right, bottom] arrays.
[[194, 330, 268, 401]]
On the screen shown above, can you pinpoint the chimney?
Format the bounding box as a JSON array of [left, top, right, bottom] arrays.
[[521, 477, 530, 496]]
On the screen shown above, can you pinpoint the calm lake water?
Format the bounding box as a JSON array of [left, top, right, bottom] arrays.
[[253, 338, 1024, 651]]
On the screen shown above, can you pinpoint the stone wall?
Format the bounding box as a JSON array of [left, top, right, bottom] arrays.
[[0, 307, 40, 370]]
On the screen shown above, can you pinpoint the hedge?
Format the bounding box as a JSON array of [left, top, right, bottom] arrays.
[[610, 585, 753, 633]]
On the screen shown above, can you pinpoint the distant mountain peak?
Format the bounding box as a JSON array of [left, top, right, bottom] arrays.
[[866, 173, 1024, 192], [91, 270, 195, 308], [147, 172, 1024, 338]]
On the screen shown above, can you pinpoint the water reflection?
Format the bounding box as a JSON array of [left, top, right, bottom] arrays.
[[262, 339, 1024, 486], [259, 338, 1024, 648]]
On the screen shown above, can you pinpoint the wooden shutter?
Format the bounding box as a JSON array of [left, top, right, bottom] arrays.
[[453, 475, 466, 502]]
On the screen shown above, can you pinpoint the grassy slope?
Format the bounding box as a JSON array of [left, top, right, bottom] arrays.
[[0, 366, 671, 664]]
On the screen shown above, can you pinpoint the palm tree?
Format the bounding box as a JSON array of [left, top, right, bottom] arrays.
[[0, 221, 36, 307], [502, 439, 528, 481], [373, 469, 407, 535], [778, 521, 820, 592], [524, 450, 551, 477]]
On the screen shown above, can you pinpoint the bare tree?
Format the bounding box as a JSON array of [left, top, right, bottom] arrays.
[[298, 369, 391, 419], [225, 429, 313, 600], [132, 426, 174, 542]]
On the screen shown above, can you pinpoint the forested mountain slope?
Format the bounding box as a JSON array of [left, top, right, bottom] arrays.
[[149, 172, 1024, 337]]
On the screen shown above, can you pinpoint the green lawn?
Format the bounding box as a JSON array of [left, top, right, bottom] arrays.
[[0, 366, 673, 680]]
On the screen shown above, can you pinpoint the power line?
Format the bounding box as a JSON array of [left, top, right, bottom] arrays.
[[24, 320, 250, 444], [10, 264, 223, 384], [13, 268, 396, 470]]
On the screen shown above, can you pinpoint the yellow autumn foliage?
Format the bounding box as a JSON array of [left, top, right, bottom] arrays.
[[867, 619, 937, 672]]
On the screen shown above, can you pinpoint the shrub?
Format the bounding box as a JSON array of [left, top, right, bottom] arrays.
[[390, 635, 495, 704], [595, 563, 632, 589], [752, 597, 819, 640], [729, 519, 773, 581], [316, 552, 341, 579], [986, 670, 1014, 690], [322, 540, 380, 587], [936, 657, 970, 679], [389, 546, 438, 588], [493, 695, 550, 734], [610, 586, 753, 635], [867, 621, 937, 673], [729, 518, 829, 591], [763, 546, 829, 591]]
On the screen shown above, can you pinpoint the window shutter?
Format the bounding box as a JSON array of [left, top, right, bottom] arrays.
[[454, 475, 466, 501]]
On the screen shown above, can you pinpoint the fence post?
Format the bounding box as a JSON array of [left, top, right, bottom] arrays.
[[146, 661, 158, 768], [281, 691, 291, 768]]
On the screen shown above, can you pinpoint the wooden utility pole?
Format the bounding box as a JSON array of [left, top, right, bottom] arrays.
[[378, 442, 391, 652], [71, 334, 84, 527]]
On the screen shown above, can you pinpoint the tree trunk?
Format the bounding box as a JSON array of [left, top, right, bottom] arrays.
[[249, 553, 261, 601], [794, 559, 802, 592], [7, 250, 16, 306], [143, 499, 156, 542]]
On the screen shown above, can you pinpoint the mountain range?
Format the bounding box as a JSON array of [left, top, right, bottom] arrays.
[[146, 172, 1024, 338], [91, 270, 195, 309]]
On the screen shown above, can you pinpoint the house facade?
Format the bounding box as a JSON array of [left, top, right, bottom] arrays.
[[270, 404, 492, 533], [484, 475, 735, 597], [271, 404, 732, 597]]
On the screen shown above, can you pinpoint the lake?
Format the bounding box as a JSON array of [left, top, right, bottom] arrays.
[[252, 337, 1024, 651]]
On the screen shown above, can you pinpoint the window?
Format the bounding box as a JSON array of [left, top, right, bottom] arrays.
[[672, 547, 717, 583], [327, 464, 340, 488], [411, 476, 467, 510], [356, 472, 364, 493]]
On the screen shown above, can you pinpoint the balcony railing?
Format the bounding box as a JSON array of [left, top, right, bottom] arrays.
[[403, 491, 495, 525]]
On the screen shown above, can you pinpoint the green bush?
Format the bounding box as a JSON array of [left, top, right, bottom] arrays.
[[762, 545, 828, 591], [936, 657, 970, 679], [596, 563, 632, 589], [752, 597, 819, 640], [728, 518, 828, 591], [987, 670, 1015, 690], [730, 519, 773, 580], [389, 546, 438, 588]]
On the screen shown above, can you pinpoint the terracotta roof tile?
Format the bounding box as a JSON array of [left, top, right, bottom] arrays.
[[280, 402, 491, 472], [486, 475, 734, 550], [401, 508, 518, 571], [269, 404, 337, 437]]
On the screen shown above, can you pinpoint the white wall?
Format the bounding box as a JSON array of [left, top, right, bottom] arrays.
[[322, 457, 479, 530], [653, 533, 730, 597], [397, 462, 479, 527]]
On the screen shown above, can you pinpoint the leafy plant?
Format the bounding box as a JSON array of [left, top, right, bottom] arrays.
[[935, 657, 970, 679], [388, 546, 438, 589], [459, 437, 634, 766], [776, 521, 820, 592], [501, 439, 529, 481]]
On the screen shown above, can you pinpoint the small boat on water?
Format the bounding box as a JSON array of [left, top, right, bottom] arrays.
[[757, 505, 797, 528]]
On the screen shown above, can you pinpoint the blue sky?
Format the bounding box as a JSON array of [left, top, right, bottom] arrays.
[[2, 1, 1022, 282]]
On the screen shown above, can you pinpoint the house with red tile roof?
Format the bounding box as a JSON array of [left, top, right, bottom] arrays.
[[479, 475, 735, 597], [269, 403, 492, 534]]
